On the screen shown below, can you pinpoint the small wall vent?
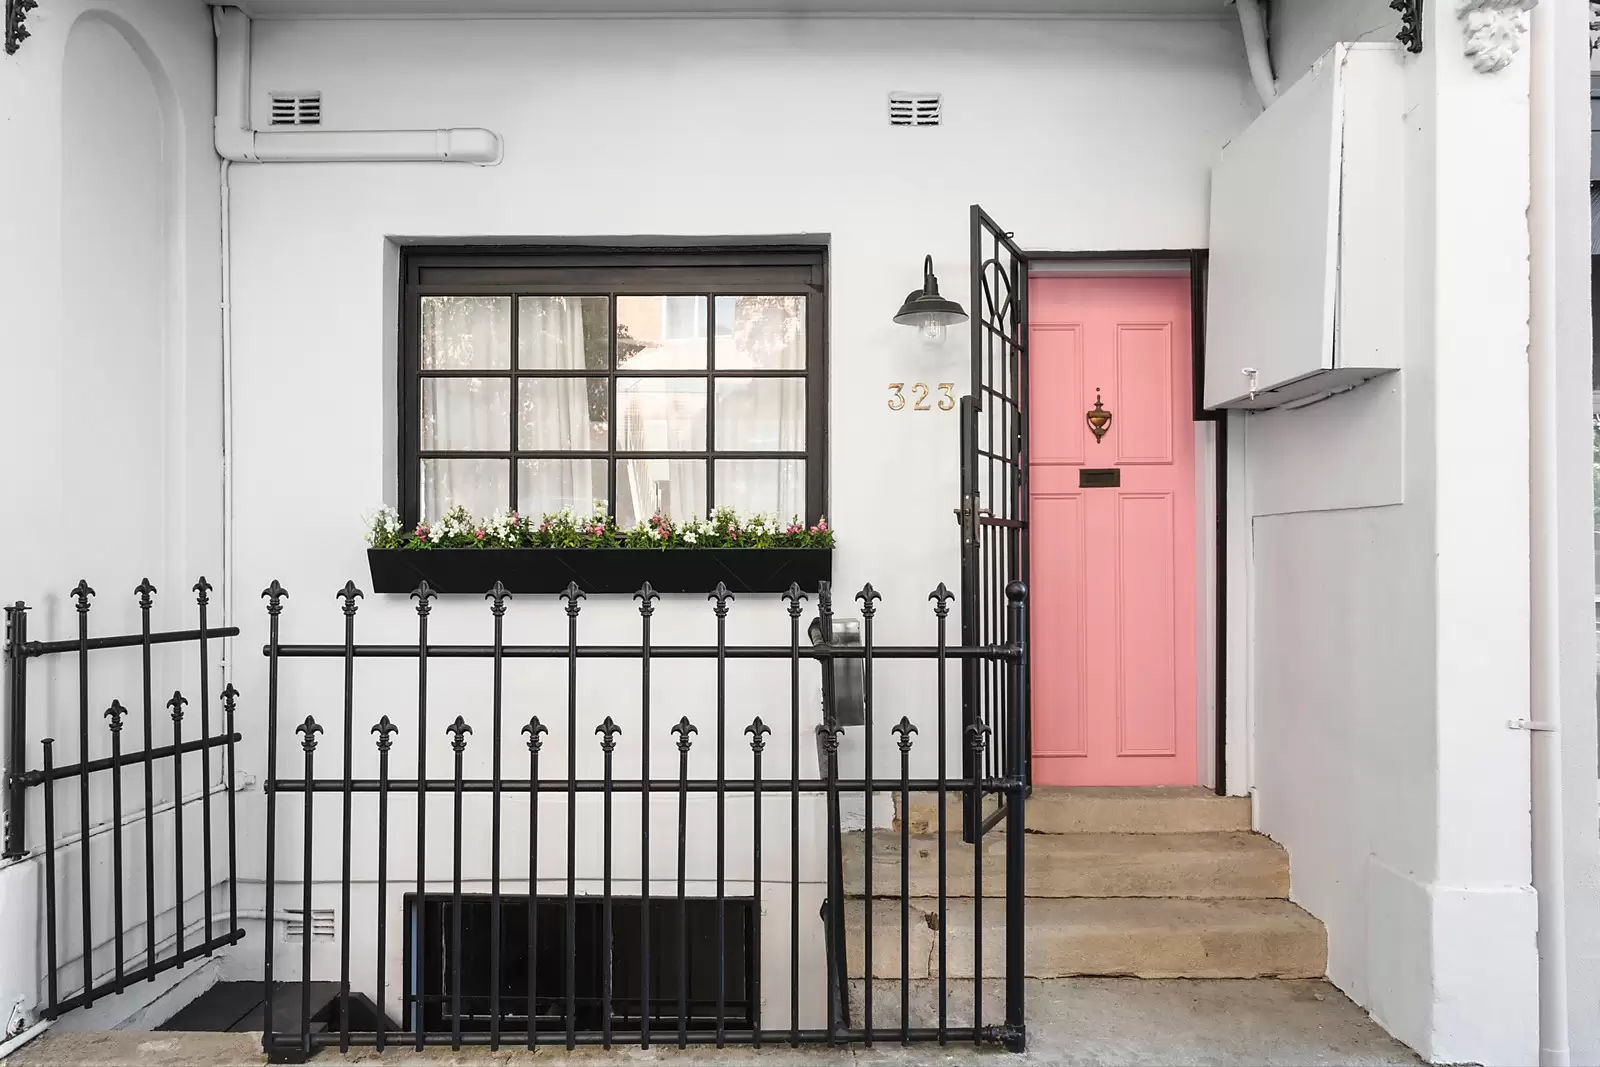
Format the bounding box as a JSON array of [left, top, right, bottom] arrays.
[[269, 91, 322, 127], [285, 908, 335, 942], [888, 93, 941, 127]]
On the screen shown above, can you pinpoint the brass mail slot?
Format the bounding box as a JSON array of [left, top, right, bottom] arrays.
[[1079, 468, 1121, 488]]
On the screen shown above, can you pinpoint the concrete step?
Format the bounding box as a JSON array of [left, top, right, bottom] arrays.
[[897, 786, 1252, 836], [842, 897, 1327, 980], [842, 830, 1289, 899]]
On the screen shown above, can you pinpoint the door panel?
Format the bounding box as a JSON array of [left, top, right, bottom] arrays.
[[1029, 492, 1087, 760], [1029, 275, 1196, 786]]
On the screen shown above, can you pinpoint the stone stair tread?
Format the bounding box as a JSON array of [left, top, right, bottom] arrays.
[[897, 787, 1253, 835], [842, 896, 1327, 980], [843, 829, 1290, 899]]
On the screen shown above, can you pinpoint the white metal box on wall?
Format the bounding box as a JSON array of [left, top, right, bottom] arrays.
[[1204, 43, 1404, 410]]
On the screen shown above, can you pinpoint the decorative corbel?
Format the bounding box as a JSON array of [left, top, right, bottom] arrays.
[[1391, 0, 1423, 54], [5, 0, 37, 56], [1456, 0, 1537, 74]]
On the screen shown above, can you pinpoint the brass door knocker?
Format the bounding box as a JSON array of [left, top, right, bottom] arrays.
[[1086, 389, 1112, 443]]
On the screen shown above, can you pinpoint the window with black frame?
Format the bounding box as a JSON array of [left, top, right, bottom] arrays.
[[399, 249, 828, 530]]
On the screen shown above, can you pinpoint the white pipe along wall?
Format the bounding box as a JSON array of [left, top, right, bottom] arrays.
[[210, 1, 504, 701], [211, 6, 502, 165], [1233, 0, 1276, 106]]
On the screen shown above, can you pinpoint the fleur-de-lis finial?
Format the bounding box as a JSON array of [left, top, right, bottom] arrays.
[[411, 580, 437, 616], [522, 716, 549, 753], [559, 582, 585, 617], [167, 691, 188, 723], [634, 582, 660, 617], [193, 576, 213, 605], [745, 716, 772, 754], [104, 700, 127, 734], [966, 719, 991, 753], [818, 718, 844, 755], [71, 580, 95, 613], [221, 683, 239, 713], [855, 583, 882, 617], [781, 583, 807, 618], [892, 716, 918, 753], [445, 715, 473, 753], [372, 715, 399, 753], [134, 578, 157, 610], [261, 580, 289, 615], [708, 582, 734, 618], [296, 716, 323, 752], [595, 716, 622, 753], [486, 581, 511, 616], [337, 581, 364, 615], [671, 716, 698, 753], [929, 582, 955, 619]]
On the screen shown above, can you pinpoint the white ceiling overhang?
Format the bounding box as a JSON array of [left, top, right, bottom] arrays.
[[211, 0, 1231, 18]]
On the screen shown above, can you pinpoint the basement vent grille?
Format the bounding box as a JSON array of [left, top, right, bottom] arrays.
[[888, 93, 941, 127], [285, 908, 335, 942], [269, 91, 322, 126]]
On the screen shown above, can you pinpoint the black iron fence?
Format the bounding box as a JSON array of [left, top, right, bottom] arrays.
[[2, 578, 246, 1018], [260, 576, 1027, 1061]]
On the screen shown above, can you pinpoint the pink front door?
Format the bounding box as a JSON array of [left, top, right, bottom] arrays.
[[1028, 275, 1197, 786]]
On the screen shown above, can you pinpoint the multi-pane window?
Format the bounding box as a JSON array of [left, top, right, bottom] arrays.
[[399, 250, 827, 529]]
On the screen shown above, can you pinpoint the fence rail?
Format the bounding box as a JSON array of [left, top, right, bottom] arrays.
[[260, 576, 1026, 1062], [3, 578, 247, 1019]]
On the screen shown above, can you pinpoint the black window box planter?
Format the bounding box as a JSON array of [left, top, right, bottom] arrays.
[[366, 547, 833, 596]]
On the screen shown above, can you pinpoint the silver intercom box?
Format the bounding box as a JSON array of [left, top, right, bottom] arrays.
[[808, 616, 864, 727]]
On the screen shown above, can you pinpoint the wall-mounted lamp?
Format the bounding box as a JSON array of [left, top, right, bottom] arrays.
[[893, 255, 968, 348]]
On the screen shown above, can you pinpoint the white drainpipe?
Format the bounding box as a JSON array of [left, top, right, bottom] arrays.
[[210, 6, 503, 671], [212, 6, 503, 165], [1527, 4, 1571, 1065], [1234, 0, 1276, 107]]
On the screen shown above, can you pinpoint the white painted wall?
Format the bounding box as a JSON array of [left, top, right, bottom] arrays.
[[1229, 5, 1600, 1064], [1269, 0, 1401, 88], [219, 13, 1255, 1023], [0, 0, 224, 1036]]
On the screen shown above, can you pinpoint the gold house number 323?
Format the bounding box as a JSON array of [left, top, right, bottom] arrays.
[[888, 383, 956, 412]]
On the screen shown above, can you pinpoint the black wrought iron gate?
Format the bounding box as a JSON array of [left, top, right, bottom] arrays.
[[960, 206, 1030, 840], [3, 580, 247, 1019]]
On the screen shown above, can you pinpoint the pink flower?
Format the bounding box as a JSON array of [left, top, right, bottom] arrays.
[[730, 529, 739, 541], [808, 525, 818, 535], [592, 524, 604, 536], [816, 519, 828, 532], [415, 525, 429, 538], [476, 529, 486, 539]]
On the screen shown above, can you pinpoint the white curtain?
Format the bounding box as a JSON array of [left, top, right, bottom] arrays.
[[420, 296, 510, 521], [518, 296, 602, 514]]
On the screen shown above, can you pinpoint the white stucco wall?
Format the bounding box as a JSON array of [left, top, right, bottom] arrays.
[[1269, 0, 1402, 87], [219, 13, 1255, 1024], [0, 0, 223, 1035], [1232, 5, 1599, 1064]]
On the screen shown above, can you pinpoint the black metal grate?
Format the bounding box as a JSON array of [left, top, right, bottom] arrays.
[[888, 93, 941, 126], [269, 92, 322, 126]]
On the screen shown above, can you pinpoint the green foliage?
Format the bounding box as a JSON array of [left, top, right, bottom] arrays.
[[365, 504, 834, 551]]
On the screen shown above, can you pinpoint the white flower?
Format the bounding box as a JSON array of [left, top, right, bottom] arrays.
[[648, 526, 662, 541], [683, 530, 697, 544]]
